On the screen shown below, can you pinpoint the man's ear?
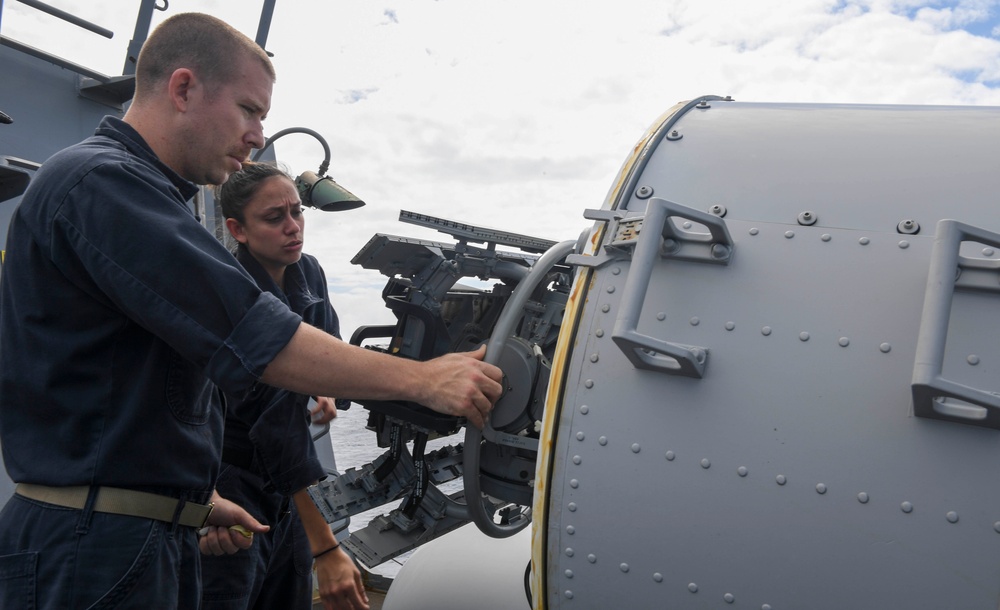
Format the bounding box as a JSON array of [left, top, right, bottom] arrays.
[[225, 217, 247, 243], [167, 68, 197, 112]]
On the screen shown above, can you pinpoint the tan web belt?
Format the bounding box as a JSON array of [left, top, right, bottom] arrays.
[[15, 483, 214, 529]]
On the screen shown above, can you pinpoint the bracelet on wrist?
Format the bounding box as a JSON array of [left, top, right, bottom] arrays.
[[312, 543, 340, 559]]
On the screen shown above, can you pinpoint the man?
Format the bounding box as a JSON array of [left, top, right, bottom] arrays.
[[0, 12, 501, 609]]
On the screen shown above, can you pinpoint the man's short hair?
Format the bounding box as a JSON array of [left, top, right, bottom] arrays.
[[134, 12, 275, 101]]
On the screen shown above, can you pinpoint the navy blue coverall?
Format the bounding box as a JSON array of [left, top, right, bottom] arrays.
[[200, 247, 345, 610], [0, 117, 301, 609]]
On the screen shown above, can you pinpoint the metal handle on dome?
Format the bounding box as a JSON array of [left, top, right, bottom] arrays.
[[611, 198, 732, 379], [912, 219, 1000, 429]]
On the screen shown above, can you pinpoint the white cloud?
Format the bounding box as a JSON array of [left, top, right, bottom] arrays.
[[913, 0, 995, 30], [3, 0, 1000, 336]]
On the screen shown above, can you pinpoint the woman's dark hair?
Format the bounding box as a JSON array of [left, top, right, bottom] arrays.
[[215, 161, 293, 224]]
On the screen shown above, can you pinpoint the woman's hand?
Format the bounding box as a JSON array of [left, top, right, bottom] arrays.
[[314, 545, 370, 610]]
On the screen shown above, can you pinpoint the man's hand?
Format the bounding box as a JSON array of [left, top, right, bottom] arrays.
[[417, 345, 503, 429], [315, 546, 370, 610], [310, 396, 338, 424], [198, 491, 270, 555]]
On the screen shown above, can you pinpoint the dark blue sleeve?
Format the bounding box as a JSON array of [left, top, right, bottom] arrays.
[[231, 255, 343, 494], [48, 161, 300, 393], [244, 386, 325, 495]]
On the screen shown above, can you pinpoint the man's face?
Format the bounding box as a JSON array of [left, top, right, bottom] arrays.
[[178, 56, 272, 185]]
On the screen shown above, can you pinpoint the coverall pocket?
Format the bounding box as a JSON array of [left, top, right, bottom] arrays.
[[165, 351, 214, 425], [0, 551, 38, 610], [83, 517, 167, 609]]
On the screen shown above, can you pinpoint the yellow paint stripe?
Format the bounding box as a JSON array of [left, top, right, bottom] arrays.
[[529, 100, 689, 609]]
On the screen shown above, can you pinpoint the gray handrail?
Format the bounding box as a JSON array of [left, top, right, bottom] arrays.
[[463, 239, 577, 538], [611, 198, 732, 379], [912, 219, 1000, 429], [16, 0, 114, 38]]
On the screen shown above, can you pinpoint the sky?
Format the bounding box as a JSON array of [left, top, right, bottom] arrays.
[[3, 0, 1000, 338]]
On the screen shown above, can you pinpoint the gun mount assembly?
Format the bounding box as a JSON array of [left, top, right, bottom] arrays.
[[308, 210, 574, 567]]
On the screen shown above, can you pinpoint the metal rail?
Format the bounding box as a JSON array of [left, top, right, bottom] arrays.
[[15, 0, 114, 38]]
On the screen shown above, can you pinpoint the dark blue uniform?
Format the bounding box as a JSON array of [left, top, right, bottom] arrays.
[[200, 248, 341, 610], [0, 117, 301, 609]]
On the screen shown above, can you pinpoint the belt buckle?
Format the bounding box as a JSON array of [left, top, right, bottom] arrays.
[[199, 502, 215, 529]]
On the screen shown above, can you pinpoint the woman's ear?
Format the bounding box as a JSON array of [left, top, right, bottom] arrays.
[[225, 217, 248, 244]]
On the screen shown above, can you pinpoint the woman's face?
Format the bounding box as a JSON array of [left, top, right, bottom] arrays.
[[226, 175, 305, 285]]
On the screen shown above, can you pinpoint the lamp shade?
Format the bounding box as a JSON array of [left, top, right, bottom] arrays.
[[295, 170, 365, 212]]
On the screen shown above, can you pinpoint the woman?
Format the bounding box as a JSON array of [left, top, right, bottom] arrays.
[[200, 162, 369, 610]]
